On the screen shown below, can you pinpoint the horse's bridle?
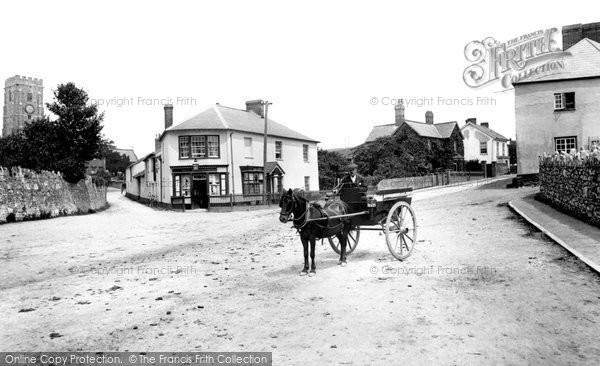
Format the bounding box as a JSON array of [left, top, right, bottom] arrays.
[[280, 193, 309, 230]]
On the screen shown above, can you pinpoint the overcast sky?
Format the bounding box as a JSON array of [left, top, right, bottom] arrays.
[[1, 0, 597, 156]]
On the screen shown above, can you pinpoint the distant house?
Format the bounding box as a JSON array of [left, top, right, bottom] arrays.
[[126, 100, 319, 209], [461, 119, 509, 165], [514, 38, 600, 176], [364, 101, 464, 170], [114, 148, 138, 162]]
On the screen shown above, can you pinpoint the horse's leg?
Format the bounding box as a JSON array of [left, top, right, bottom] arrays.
[[337, 229, 347, 267], [309, 237, 316, 276], [300, 235, 309, 276]]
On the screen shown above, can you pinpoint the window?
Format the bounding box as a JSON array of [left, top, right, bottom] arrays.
[[554, 92, 575, 111], [304, 176, 310, 191], [179, 136, 190, 159], [275, 141, 282, 160], [207, 136, 219, 157], [244, 137, 253, 158], [179, 135, 219, 159], [8, 91, 12, 102], [27, 92, 33, 102], [208, 173, 227, 196], [502, 143, 506, 156], [242, 172, 263, 195], [303, 144, 309, 162], [496, 142, 499, 155], [554, 136, 577, 153], [191, 136, 206, 158], [173, 175, 190, 197], [480, 141, 487, 154], [27, 115, 31, 120]]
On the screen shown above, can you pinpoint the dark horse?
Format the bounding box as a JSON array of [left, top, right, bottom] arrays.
[[279, 189, 353, 276]]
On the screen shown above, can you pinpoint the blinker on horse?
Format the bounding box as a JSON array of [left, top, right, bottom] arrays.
[[279, 189, 353, 276]]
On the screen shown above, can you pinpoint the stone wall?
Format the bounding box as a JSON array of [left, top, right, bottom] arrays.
[[0, 166, 107, 224], [538, 160, 600, 227]]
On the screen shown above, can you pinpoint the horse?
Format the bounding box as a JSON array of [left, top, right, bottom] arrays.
[[278, 188, 353, 276]]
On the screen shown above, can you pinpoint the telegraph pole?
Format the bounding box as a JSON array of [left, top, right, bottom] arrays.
[[262, 101, 272, 205]]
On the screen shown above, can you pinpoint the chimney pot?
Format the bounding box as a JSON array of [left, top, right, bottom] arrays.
[[245, 99, 264, 118], [425, 111, 434, 124], [164, 104, 173, 129], [394, 99, 405, 126]]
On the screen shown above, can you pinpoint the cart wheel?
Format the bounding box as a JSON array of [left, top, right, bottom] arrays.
[[385, 201, 417, 260], [328, 226, 360, 255]]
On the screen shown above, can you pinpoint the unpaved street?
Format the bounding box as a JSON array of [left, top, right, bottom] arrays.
[[1, 183, 600, 365]]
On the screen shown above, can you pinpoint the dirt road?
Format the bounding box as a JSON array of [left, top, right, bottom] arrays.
[[1, 183, 599, 365]]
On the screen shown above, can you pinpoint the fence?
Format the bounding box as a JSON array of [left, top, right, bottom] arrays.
[[208, 191, 330, 210], [377, 171, 485, 191]]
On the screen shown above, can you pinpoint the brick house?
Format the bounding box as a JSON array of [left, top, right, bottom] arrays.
[[364, 101, 464, 170]]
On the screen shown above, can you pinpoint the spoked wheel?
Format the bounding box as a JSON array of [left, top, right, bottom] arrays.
[[385, 201, 417, 260], [328, 226, 360, 255]]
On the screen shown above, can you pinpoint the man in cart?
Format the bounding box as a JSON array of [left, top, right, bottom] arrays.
[[340, 163, 365, 187]]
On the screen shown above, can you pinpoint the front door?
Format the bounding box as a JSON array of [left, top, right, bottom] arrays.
[[192, 174, 208, 209]]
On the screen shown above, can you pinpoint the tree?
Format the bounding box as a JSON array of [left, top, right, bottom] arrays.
[[318, 149, 349, 189], [105, 150, 131, 175], [0, 82, 106, 183]]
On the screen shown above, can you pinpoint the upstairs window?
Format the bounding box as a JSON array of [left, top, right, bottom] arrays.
[[207, 136, 219, 158], [303, 144, 309, 162], [191, 136, 206, 158], [554, 92, 575, 111], [27, 92, 33, 102], [480, 141, 487, 154], [244, 137, 253, 158], [275, 141, 282, 159], [179, 136, 190, 159]]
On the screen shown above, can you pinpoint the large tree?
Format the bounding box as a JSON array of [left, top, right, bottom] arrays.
[[318, 149, 348, 190], [0, 82, 106, 182]]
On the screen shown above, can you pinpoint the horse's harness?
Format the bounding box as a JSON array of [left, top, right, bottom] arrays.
[[289, 194, 347, 236]]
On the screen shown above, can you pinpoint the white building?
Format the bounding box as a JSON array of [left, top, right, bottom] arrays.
[[126, 100, 319, 209], [514, 38, 600, 175], [461, 120, 509, 165]]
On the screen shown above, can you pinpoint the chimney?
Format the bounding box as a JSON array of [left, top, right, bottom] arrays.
[[465, 118, 477, 125], [245, 99, 264, 118], [164, 104, 173, 129], [425, 111, 434, 124], [394, 99, 405, 125], [481, 122, 489, 128]]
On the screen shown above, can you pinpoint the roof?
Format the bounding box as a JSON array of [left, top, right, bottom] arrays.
[[513, 38, 600, 84], [164, 104, 318, 143], [264, 161, 285, 175], [461, 122, 509, 142], [114, 148, 138, 162], [364, 120, 459, 142], [365, 124, 399, 142]]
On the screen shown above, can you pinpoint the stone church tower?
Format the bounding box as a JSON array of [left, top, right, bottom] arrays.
[[2, 75, 44, 137]]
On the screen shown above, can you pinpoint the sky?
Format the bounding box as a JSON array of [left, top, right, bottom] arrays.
[[1, 0, 598, 157]]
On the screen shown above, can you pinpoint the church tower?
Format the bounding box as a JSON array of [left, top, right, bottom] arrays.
[[2, 75, 44, 137]]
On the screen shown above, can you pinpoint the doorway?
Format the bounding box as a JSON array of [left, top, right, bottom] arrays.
[[192, 174, 208, 209]]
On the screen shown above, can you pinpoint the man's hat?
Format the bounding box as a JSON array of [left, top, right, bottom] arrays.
[[347, 163, 358, 170]]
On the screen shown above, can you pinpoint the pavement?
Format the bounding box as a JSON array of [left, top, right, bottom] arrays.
[[509, 192, 600, 273]]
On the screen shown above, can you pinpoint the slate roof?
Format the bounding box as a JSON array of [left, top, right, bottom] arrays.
[[165, 104, 318, 143], [513, 38, 600, 84], [461, 122, 508, 142], [264, 161, 285, 175], [364, 120, 459, 142]]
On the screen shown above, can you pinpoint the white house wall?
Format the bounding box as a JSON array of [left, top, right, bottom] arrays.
[[156, 130, 319, 205], [461, 125, 508, 163], [515, 78, 600, 174]]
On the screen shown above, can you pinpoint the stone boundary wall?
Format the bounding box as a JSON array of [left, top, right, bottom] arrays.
[[538, 160, 600, 227], [0, 166, 108, 224]]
